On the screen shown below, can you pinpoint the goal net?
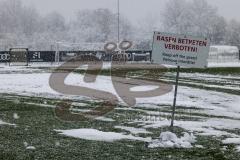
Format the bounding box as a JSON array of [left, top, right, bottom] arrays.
[[9, 48, 29, 66], [55, 42, 105, 62]]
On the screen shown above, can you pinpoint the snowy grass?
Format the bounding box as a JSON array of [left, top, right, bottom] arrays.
[[0, 65, 240, 159], [0, 94, 240, 159]]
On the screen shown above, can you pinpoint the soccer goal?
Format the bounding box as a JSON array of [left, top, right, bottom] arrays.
[[9, 48, 29, 66], [55, 42, 105, 62]]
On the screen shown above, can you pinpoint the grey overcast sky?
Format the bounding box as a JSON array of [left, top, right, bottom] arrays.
[[19, 0, 240, 24]]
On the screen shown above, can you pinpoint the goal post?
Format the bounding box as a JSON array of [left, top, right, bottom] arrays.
[[9, 48, 29, 66], [55, 42, 105, 62]]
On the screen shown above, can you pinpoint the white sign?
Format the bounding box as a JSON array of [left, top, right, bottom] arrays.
[[152, 32, 210, 68]]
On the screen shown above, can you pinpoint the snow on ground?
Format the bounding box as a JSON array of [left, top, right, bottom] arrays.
[[135, 91, 240, 137], [23, 142, 36, 150], [137, 86, 240, 116], [162, 72, 240, 92], [222, 138, 240, 144], [0, 120, 15, 126], [95, 117, 115, 122], [148, 132, 196, 148], [55, 129, 151, 142], [25, 102, 56, 109], [129, 86, 240, 139], [0, 62, 112, 71], [159, 73, 240, 92], [26, 146, 36, 150], [142, 118, 240, 138], [114, 126, 152, 134], [0, 71, 121, 101], [13, 113, 20, 119], [71, 102, 88, 107], [0, 68, 240, 118], [1, 65, 240, 145], [208, 61, 240, 68], [64, 72, 118, 97], [0, 69, 239, 112], [130, 85, 159, 92], [0, 73, 58, 97]]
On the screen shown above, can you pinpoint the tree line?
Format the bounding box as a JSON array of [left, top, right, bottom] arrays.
[[0, 0, 239, 50]]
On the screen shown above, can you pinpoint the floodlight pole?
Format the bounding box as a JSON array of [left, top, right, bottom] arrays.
[[170, 66, 180, 130], [117, 0, 120, 43], [55, 42, 60, 63]]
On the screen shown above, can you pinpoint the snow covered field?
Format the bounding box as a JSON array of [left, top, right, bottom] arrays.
[[0, 64, 240, 159]]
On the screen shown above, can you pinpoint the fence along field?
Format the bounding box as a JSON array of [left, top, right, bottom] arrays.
[[0, 50, 152, 63], [0, 48, 239, 64]]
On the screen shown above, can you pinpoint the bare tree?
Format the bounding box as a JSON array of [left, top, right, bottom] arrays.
[[162, 0, 191, 34], [162, 0, 227, 44], [44, 12, 66, 33], [73, 8, 133, 43], [0, 0, 23, 33], [225, 20, 240, 48], [21, 7, 41, 37]]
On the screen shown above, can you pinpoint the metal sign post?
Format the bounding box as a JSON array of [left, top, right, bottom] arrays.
[[170, 66, 180, 130], [152, 32, 210, 131]]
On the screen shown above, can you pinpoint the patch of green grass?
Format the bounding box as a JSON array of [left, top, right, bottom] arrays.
[[0, 95, 240, 160], [168, 67, 240, 75], [73, 67, 240, 76]]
